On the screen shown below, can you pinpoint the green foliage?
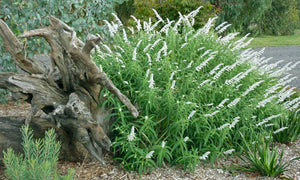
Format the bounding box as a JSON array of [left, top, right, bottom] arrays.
[[94, 9, 299, 174], [0, 0, 128, 103], [115, 0, 135, 26], [211, 0, 299, 36], [0, 0, 127, 40], [0, 51, 15, 104], [133, 0, 216, 29], [212, 0, 272, 35], [261, 0, 300, 35], [3, 125, 74, 180], [273, 109, 300, 143], [238, 134, 300, 177]]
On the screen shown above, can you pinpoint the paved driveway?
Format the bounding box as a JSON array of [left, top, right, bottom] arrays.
[[255, 46, 300, 89]]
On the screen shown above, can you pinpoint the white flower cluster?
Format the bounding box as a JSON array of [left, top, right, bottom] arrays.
[[146, 150, 155, 159], [223, 149, 235, 155], [170, 80, 176, 89], [217, 123, 230, 130], [198, 79, 211, 88], [209, 63, 224, 75], [195, 56, 215, 72], [148, 73, 155, 89], [130, 15, 142, 31], [132, 40, 142, 61], [229, 116, 240, 129], [162, 141, 166, 148], [160, 20, 175, 35], [225, 67, 254, 86], [188, 110, 196, 120], [169, 71, 176, 80], [128, 126, 135, 141], [194, 17, 217, 37], [257, 95, 277, 108], [242, 80, 264, 97], [218, 117, 240, 130], [256, 114, 282, 127], [284, 97, 300, 109], [264, 84, 282, 98], [217, 98, 229, 109], [212, 65, 229, 80], [219, 32, 239, 44], [204, 110, 220, 117], [183, 136, 189, 142], [227, 98, 241, 108], [199, 151, 210, 160], [273, 127, 288, 134], [277, 86, 296, 103]]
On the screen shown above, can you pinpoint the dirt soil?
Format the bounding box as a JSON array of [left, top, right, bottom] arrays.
[[0, 101, 299, 180]]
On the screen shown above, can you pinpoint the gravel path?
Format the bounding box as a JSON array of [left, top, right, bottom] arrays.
[[255, 46, 300, 89]]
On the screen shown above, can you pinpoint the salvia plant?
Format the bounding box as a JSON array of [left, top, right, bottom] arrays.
[[3, 125, 74, 180], [94, 7, 300, 175]]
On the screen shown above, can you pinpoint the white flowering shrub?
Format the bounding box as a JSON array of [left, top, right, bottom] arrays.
[[94, 8, 300, 173]]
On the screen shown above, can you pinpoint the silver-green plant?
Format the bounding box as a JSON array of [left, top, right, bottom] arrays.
[[3, 125, 74, 180], [94, 8, 300, 174]]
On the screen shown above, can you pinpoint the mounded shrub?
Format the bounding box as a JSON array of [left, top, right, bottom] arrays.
[[94, 8, 300, 173]]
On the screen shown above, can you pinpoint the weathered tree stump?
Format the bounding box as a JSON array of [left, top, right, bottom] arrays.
[[0, 17, 138, 165]]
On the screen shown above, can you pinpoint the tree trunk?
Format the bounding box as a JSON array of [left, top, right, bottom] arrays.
[[0, 17, 138, 165]]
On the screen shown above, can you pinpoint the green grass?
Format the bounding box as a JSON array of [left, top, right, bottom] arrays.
[[236, 29, 300, 48]]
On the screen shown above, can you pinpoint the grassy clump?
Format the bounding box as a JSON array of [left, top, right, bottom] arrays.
[[94, 9, 300, 174], [3, 125, 74, 180], [273, 109, 300, 143], [238, 133, 299, 177]]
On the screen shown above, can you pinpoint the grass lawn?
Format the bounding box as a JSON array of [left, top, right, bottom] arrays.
[[236, 29, 300, 48]]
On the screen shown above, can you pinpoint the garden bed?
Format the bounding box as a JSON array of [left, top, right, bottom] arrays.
[[0, 101, 299, 180]]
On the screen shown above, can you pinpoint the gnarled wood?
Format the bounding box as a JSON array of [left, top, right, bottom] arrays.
[[0, 17, 138, 164]]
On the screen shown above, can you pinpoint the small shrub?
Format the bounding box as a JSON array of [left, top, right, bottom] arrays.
[[238, 133, 299, 177], [3, 125, 74, 180], [94, 8, 300, 174]]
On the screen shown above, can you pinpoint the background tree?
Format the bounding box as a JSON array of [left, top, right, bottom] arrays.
[[260, 0, 299, 35], [132, 0, 216, 29], [209, 0, 299, 36]]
